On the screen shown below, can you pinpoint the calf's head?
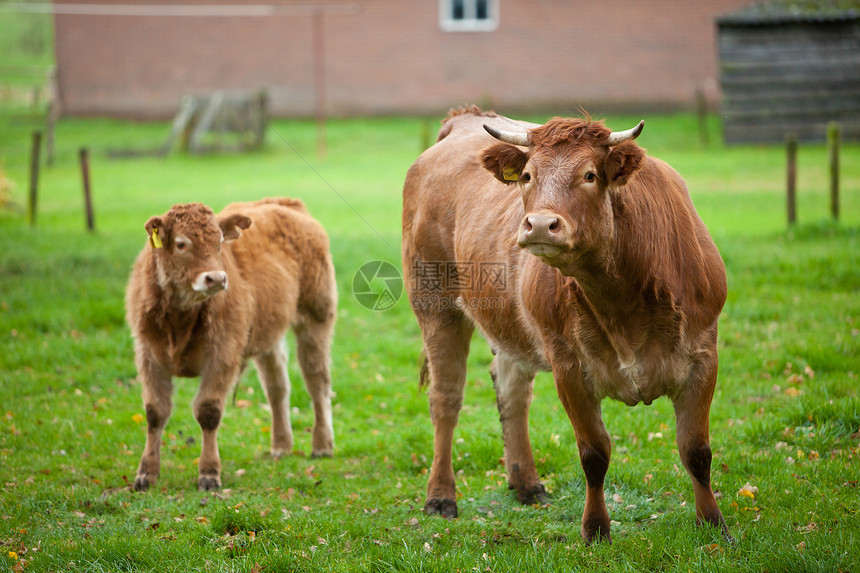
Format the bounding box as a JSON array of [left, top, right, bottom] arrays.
[[481, 117, 644, 273], [144, 203, 252, 303]]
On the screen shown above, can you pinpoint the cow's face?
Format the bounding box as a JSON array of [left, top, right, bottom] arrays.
[[481, 118, 644, 274], [144, 203, 252, 304]]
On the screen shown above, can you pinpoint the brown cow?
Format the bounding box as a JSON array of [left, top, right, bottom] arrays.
[[402, 107, 728, 543], [126, 197, 336, 491]]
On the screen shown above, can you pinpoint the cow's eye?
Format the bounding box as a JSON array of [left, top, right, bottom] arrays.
[[520, 172, 531, 183], [584, 172, 597, 182], [175, 241, 187, 251]]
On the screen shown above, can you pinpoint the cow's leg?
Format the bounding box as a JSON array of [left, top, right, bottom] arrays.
[[193, 365, 240, 491], [491, 353, 546, 505], [295, 318, 335, 458], [421, 316, 474, 518], [254, 340, 293, 458], [554, 363, 612, 544], [672, 353, 729, 537], [134, 352, 173, 491]]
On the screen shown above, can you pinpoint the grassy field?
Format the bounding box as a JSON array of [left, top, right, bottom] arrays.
[[1, 99, 859, 573]]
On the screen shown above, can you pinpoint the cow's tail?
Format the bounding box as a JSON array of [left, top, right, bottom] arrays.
[[419, 350, 430, 390]]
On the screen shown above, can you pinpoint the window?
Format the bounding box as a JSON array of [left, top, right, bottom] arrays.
[[439, 0, 498, 32]]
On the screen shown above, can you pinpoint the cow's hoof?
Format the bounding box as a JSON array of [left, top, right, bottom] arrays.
[[310, 450, 333, 459], [582, 519, 612, 546], [517, 483, 549, 505], [198, 476, 222, 491], [424, 498, 458, 519], [132, 476, 151, 492]]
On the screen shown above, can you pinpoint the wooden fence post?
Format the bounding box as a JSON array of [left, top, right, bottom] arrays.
[[827, 122, 840, 221], [786, 133, 797, 226], [80, 147, 95, 232], [28, 131, 42, 226]]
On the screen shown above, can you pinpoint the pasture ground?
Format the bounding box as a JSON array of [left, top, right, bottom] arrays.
[[1, 103, 859, 572]]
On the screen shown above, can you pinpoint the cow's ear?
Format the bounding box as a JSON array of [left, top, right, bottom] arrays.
[[219, 214, 253, 241], [144, 216, 165, 248], [480, 143, 528, 185], [604, 141, 645, 188]]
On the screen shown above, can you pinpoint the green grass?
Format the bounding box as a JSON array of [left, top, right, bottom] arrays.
[[1, 105, 859, 572]]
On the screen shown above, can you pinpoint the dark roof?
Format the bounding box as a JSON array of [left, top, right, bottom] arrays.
[[718, 0, 860, 25]]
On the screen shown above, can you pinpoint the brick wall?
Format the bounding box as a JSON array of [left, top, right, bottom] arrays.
[[54, 0, 754, 118]]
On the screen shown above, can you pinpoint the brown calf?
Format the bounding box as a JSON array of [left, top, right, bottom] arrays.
[[126, 198, 336, 491], [402, 107, 728, 543]]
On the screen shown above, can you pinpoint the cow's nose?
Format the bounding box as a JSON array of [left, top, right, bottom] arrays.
[[204, 271, 227, 290], [524, 214, 560, 235], [518, 212, 569, 248], [194, 271, 228, 293]]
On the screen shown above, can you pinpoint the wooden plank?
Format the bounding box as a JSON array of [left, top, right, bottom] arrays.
[[718, 20, 860, 144], [159, 95, 199, 156], [723, 121, 860, 144]]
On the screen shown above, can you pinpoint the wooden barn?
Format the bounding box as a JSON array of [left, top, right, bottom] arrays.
[[50, 0, 755, 119], [718, 0, 860, 144]]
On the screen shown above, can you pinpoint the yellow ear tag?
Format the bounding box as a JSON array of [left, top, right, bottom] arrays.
[[503, 167, 520, 182], [150, 228, 163, 249]]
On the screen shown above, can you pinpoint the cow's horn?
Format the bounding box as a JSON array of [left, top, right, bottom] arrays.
[[483, 124, 530, 147], [605, 120, 645, 146]]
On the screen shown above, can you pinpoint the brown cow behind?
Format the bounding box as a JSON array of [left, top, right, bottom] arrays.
[[126, 197, 336, 491], [402, 107, 728, 543]]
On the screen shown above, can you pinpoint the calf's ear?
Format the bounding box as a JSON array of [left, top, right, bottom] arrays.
[[219, 214, 253, 241], [480, 143, 528, 185], [144, 216, 165, 248], [604, 141, 644, 188]]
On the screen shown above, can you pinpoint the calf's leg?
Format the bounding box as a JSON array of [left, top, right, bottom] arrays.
[[421, 316, 474, 518], [295, 318, 335, 458], [254, 341, 293, 458], [672, 355, 729, 536], [134, 352, 173, 491], [194, 365, 240, 491], [491, 354, 546, 505], [554, 363, 612, 544]]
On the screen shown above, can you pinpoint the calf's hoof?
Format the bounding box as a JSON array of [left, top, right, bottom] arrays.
[[271, 448, 292, 460], [311, 450, 333, 459], [516, 483, 549, 506], [198, 475, 222, 491], [424, 498, 458, 519], [132, 475, 153, 492]]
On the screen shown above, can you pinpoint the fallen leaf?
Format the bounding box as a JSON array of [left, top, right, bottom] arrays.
[[738, 482, 758, 499], [784, 387, 803, 397]]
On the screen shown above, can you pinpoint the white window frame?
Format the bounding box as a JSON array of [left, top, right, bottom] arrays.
[[439, 0, 499, 32]]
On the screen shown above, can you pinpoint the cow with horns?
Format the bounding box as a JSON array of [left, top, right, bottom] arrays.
[[402, 107, 728, 543]]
